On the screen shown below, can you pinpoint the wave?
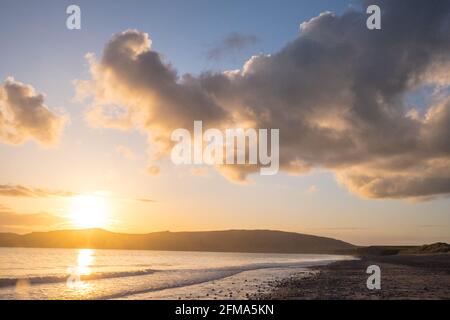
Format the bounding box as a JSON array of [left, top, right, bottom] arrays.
[[0, 268, 158, 288]]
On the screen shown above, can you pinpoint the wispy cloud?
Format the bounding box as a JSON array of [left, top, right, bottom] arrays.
[[0, 211, 68, 226], [0, 184, 77, 198], [135, 198, 155, 203], [0, 184, 155, 204], [417, 225, 449, 229], [190, 167, 210, 177], [318, 227, 370, 231], [207, 32, 260, 60], [146, 166, 160, 176], [116, 145, 135, 159], [306, 185, 319, 195], [0, 209, 71, 233]]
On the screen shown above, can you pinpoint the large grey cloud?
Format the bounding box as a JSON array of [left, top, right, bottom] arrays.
[[0, 78, 67, 146], [76, 0, 450, 200]]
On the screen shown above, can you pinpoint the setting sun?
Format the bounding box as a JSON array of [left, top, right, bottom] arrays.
[[69, 195, 109, 228]]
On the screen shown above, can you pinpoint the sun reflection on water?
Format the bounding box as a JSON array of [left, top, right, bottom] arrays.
[[77, 249, 94, 276], [67, 249, 95, 292]]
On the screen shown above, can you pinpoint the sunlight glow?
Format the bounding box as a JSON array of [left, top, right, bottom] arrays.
[[69, 195, 109, 228]]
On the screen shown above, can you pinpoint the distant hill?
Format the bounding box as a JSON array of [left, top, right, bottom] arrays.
[[0, 229, 355, 254], [405, 242, 450, 254], [356, 243, 450, 256]]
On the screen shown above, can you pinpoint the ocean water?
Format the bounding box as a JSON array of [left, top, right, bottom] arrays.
[[0, 247, 354, 300]]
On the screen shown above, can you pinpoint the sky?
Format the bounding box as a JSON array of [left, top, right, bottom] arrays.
[[0, 0, 449, 245]]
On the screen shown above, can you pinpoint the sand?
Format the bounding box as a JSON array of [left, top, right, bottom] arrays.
[[254, 254, 450, 300]]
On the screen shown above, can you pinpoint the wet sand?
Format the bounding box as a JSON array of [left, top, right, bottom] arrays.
[[120, 267, 311, 300], [254, 254, 450, 300]]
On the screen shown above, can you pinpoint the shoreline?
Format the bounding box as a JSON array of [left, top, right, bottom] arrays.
[[254, 254, 450, 300], [118, 258, 353, 300]]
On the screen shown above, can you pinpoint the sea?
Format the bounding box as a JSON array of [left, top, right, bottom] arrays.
[[0, 247, 354, 300]]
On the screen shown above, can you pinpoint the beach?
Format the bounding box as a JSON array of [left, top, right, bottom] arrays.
[[1, 246, 448, 300], [254, 254, 450, 300]]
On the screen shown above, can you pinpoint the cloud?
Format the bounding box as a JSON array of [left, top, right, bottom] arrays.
[[146, 165, 160, 176], [0, 211, 68, 226], [0, 185, 156, 206], [76, 0, 450, 201], [417, 225, 449, 229], [116, 144, 135, 159], [190, 167, 210, 177], [135, 198, 155, 203], [207, 32, 260, 60], [0, 77, 67, 146], [0, 184, 77, 198], [0, 210, 70, 233], [317, 227, 370, 231], [306, 185, 319, 195]]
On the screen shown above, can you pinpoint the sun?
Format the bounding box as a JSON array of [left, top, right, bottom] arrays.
[[69, 194, 109, 229]]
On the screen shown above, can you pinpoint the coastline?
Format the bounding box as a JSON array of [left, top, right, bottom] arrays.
[[117, 257, 354, 300], [254, 254, 450, 300]]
